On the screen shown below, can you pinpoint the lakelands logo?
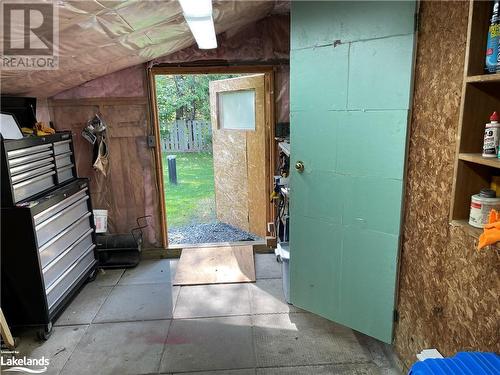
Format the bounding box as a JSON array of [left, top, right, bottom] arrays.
[[1, 0, 59, 70], [1, 355, 49, 373]]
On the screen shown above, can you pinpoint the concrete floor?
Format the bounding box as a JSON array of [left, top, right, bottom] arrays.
[[2, 254, 403, 375]]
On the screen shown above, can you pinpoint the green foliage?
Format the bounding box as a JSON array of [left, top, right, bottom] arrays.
[[163, 152, 215, 227], [155, 74, 238, 137]]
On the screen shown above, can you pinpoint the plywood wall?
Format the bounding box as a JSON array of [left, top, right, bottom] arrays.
[[212, 130, 250, 232], [394, 1, 500, 369], [49, 97, 162, 247]]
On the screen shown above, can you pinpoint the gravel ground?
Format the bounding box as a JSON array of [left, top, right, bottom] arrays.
[[168, 222, 261, 245]]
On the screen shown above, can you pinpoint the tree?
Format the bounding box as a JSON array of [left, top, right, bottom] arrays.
[[155, 74, 238, 137]]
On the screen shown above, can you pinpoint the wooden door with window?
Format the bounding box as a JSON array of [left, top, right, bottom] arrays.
[[209, 74, 269, 238]]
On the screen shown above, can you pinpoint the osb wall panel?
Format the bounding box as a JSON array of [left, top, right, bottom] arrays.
[[443, 226, 500, 352], [49, 98, 161, 247], [394, 1, 500, 368], [212, 130, 249, 232]]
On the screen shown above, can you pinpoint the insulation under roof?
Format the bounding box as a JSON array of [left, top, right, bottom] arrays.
[[0, 0, 276, 97]]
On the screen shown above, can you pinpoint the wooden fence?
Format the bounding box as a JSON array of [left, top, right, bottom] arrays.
[[160, 120, 212, 152]]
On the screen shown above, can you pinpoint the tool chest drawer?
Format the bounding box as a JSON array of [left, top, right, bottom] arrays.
[[7, 143, 52, 159], [54, 152, 73, 169], [1, 132, 76, 206], [46, 248, 96, 311], [33, 187, 88, 225], [13, 171, 56, 203], [42, 231, 94, 289], [56, 164, 76, 184], [10, 157, 54, 175], [8, 149, 53, 167], [11, 163, 54, 184], [39, 212, 93, 268], [53, 140, 71, 155], [35, 194, 90, 247]]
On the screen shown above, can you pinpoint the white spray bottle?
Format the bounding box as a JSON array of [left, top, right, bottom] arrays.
[[483, 111, 499, 158]]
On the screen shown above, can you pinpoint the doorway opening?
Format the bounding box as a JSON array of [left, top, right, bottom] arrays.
[[151, 68, 274, 248]]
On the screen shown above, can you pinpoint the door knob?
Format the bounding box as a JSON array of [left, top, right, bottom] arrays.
[[295, 161, 305, 173]]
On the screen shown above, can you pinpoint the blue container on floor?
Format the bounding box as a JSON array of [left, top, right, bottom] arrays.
[[408, 352, 500, 374]]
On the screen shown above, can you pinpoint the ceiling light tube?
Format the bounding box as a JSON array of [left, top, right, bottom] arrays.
[[185, 17, 217, 49], [179, 0, 217, 49], [179, 0, 212, 18]]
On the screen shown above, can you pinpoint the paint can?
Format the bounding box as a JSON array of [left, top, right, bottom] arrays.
[[93, 209, 108, 233], [468, 189, 500, 228]]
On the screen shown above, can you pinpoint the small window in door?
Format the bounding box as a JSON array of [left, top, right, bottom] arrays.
[[218, 89, 255, 130]]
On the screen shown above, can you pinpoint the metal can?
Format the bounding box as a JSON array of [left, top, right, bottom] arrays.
[[469, 189, 500, 228]]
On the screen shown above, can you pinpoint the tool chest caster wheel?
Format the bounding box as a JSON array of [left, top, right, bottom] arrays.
[[87, 269, 98, 282], [37, 323, 52, 341]]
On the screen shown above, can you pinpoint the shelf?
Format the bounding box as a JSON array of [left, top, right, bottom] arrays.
[[466, 73, 500, 84], [278, 141, 290, 157], [451, 1, 500, 248], [459, 153, 500, 168], [450, 219, 482, 238], [451, 220, 500, 251]]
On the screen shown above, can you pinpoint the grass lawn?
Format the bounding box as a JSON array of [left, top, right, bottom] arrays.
[[162, 152, 216, 227]]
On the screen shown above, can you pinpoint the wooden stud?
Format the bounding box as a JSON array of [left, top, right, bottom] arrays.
[[147, 69, 168, 249]]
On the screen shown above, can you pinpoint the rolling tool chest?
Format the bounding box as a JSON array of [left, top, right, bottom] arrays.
[[1, 103, 97, 339], [1, 179, 97, 339]]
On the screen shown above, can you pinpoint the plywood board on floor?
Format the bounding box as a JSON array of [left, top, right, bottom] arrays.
[[173, 245, 255, 285]]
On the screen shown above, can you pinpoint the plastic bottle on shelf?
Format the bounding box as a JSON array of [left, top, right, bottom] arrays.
[[485, 0, 500, 73], [483, 112, 499, 158]]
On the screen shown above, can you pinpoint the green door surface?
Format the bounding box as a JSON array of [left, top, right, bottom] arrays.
[[289, 1, 416, 343]]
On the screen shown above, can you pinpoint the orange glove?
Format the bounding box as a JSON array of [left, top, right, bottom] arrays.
[[477, 209, 500, 250], [488, 209, 499, 223]]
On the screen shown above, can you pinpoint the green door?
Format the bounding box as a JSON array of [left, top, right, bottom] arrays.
[[289, 1, 416, 343]]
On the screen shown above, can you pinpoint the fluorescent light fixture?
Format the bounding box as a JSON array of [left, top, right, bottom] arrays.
[[179, 0, 212, 18], [179, 0, 217, 49], [185, 18, 217, 49]]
